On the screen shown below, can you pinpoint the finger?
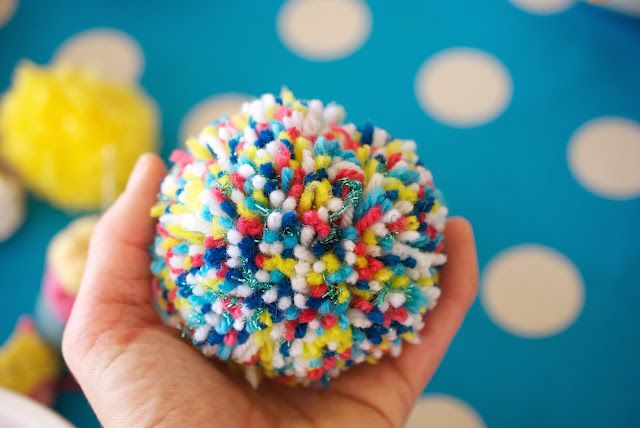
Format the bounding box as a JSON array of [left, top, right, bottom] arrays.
[[95, 152, 167, 251], [73, 153, 166, 310], [393, 216, 478, 395]]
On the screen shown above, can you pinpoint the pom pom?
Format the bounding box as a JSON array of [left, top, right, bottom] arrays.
[[35, 216, 97, 346], [0, 169, 25, 241], [0, 316, 60, 406], [0, 62, 157, 211], [46, 215, 97, 296], [151, 90, 448, 386]]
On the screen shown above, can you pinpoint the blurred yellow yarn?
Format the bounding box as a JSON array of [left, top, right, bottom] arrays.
[[0, 317, 60, 405], [0, 62, 157, 211], [48, 215, 98, 295]]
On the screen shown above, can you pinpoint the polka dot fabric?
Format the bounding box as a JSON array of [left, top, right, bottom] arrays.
[[151, 90, 447, 385]]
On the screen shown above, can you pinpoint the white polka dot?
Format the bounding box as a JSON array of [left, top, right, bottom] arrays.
[[277, 0, 371, 61], [54, 28, 143, 83], [568, 117, 640, 200], [509, 0, 575, 14], [482, 245, 584, 338], [0, 0, 17, 28], [180, 93, 252, 142], [415, 48, 512, 127], [406, 394, 485, 428]]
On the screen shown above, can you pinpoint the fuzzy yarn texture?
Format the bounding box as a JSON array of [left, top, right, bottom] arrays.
[[0, 317, 60, 405], [35, 216, 97, 346], [0, 62, 157, 211], [46, 215, 98, 296], [151, 90, 448, 386]]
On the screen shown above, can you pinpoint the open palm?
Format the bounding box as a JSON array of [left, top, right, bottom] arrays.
[[63, 154, 478, 428]]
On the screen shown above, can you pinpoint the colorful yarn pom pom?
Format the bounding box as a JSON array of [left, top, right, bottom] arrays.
[[151, 90, 448, 386], [0, 62, 157, 211]]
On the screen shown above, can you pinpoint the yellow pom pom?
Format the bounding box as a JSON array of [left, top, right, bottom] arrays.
[[0, 62, 158, 211], [0, 317, 60, 402], [47, 215, 98, 294]]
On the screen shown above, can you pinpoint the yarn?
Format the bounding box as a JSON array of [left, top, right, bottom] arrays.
[[34, 292, 66, 349], [41, 270, 76, 324], [46, 216, 98, 296], [0, 62, 157, 211], [151, 90, 448, 386], [0, 317, 60, 405], [0, 169, 24, 241], [35, 216, 97, 346]]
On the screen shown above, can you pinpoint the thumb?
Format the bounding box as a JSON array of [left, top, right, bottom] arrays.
[[66, 153, 166, 333], [95, 152, 167, 256], [63, 153, 167, 385], [81, 153, 166, 304]]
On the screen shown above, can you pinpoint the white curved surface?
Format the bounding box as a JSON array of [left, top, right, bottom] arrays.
[[0, 388, 74, 428]]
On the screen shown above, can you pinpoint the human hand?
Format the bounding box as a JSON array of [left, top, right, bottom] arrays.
[[63, 153, 478, 428]]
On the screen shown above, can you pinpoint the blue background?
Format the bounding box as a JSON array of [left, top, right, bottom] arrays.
[[1, 1, 639, 427]]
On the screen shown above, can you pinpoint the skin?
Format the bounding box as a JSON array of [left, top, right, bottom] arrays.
[[63, 153, 478, 428]]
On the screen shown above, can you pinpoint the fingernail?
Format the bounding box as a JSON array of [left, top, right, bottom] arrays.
[[127, 154, 151, 189]]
